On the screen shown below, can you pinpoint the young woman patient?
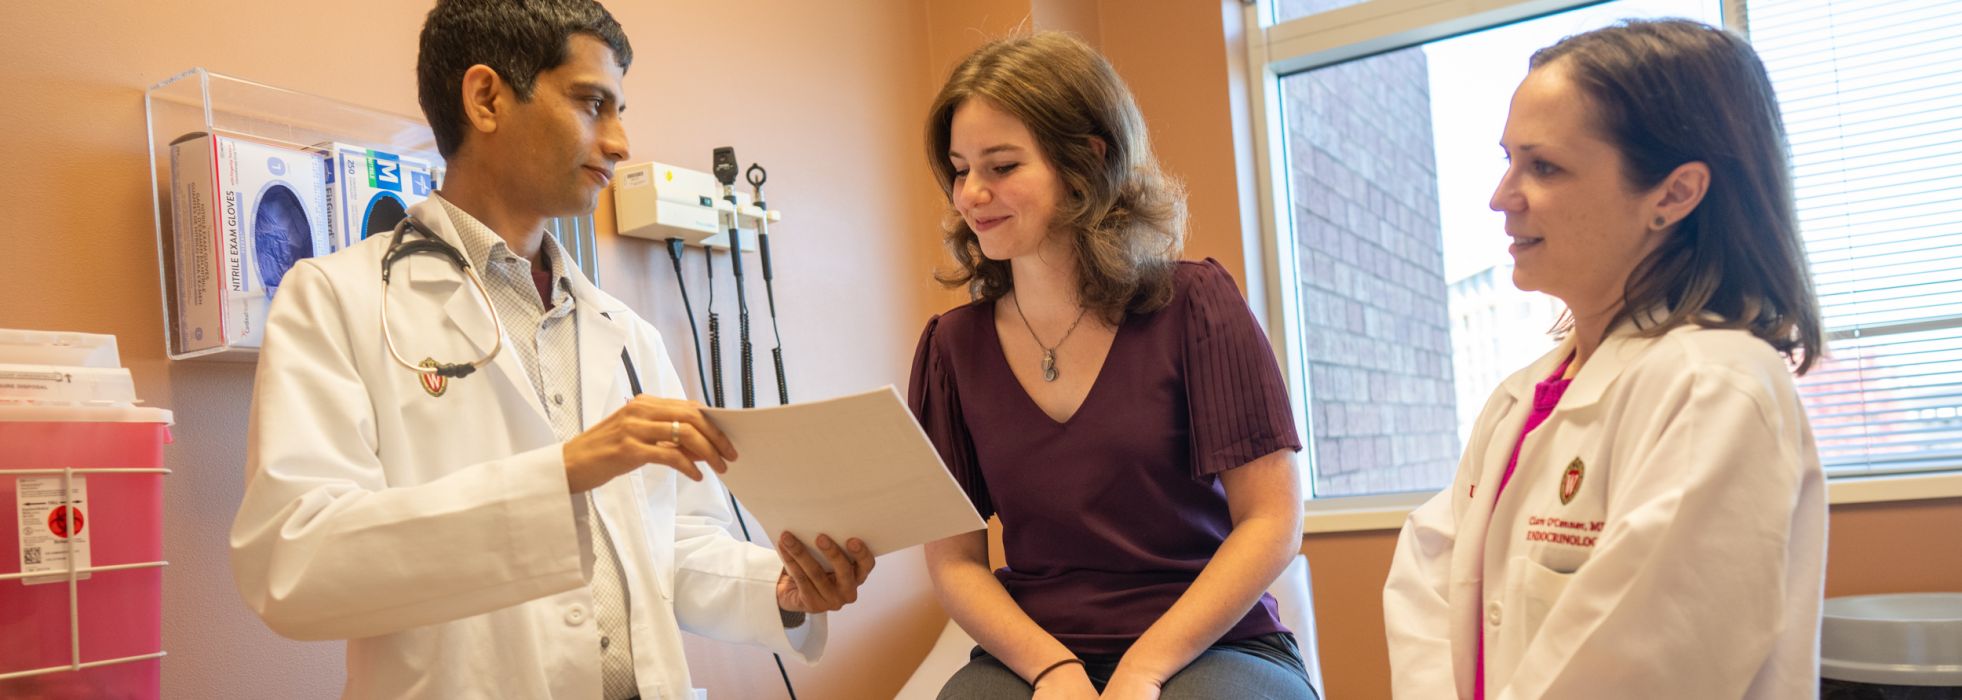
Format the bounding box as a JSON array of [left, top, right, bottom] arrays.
[[909, 32, 1318, 700]]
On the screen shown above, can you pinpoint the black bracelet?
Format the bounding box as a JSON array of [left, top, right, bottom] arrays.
[[1030, 658, 1084, 688]]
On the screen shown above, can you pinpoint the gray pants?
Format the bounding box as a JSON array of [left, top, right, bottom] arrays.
[[937, 633, 1319, 700]]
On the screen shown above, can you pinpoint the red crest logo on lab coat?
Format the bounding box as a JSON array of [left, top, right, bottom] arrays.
[[1559, 458, 1585, 505], [418, 358, 447, 397]]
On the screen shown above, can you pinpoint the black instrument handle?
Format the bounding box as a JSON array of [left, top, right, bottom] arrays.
[[708, 312, 725, 408], [773, 348, 789, 405]]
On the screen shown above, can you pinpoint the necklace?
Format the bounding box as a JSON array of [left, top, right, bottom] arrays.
[[1010, 291, 1091, 382]]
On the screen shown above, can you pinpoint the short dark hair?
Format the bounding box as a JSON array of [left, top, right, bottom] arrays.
[[417, 0, 633, 159], [1532, 19, 1824, 373], [925, 32, 1187, 324]]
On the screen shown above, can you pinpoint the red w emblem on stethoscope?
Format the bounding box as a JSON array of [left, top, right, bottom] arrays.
[[418, 358, 448, 397]]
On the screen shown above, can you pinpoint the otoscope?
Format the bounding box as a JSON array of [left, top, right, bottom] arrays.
[[747, 163, 790, 405], [713, 147, 756, 409], [714, 148, 797, 700]]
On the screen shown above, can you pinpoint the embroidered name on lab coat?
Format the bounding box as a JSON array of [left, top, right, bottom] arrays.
[[1525, 515, 1602, 547]]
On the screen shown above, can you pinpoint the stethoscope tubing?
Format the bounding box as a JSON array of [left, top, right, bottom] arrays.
[[380, 216, 506, 379]]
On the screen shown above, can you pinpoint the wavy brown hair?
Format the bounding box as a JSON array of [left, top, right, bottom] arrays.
[[1534, 19, 1824, 373], [925, 32, 1186, 324]]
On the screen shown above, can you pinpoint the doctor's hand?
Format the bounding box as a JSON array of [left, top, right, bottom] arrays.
[[774, 532, 876, 615], [562, 396, 737, 493]]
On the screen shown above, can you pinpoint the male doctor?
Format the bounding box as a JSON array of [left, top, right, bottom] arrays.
[[229, 1, 875, 698]]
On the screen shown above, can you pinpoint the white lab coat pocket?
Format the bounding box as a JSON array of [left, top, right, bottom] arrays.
[[1511, 556, 1571, 640], [634, 471, 678, 602], [1492, 555, 1574, 688]]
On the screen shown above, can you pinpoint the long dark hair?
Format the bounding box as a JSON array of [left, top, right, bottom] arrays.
[[1533, 19, 1823, 373], [925, 32, 1186, 324]]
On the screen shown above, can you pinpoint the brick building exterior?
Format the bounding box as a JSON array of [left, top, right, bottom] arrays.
[[1276, 0, 1460, 496]]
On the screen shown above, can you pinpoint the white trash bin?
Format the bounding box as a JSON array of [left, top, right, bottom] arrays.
[[1822, 593, 1962, 699]]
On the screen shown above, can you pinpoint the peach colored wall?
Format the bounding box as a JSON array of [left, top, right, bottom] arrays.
[[1300, 529, 1402, 699], [927, 0, 1036, 78], [1823, 498, 1962, 596], [1300, 499, 1962, 700], [1033, 0, 1104, 43], [0, 1, 950, 698], [608, 3, 952, 698], [1095, 0, 1256, 289]]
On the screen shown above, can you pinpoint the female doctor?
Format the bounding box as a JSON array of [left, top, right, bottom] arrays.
[[1383, 19, 1827, 699]]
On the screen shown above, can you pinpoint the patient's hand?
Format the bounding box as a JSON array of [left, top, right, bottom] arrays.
[[774, 532, 875, 616], [1100, 670, 1162, 700], [1033, 664, 1098, 699]]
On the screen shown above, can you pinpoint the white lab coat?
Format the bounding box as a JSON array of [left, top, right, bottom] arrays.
[[230, 199, 823, 700], [1383, 318, 1825, 699]]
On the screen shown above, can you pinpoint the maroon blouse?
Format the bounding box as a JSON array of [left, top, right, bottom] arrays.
[[907, 259, 1302, 656]]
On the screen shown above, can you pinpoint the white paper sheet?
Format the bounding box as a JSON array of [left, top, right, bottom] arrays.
[[702, 386, 987, 561]]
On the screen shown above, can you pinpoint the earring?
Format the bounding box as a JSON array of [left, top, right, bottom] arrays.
[[1653, 215, 1668, 229]]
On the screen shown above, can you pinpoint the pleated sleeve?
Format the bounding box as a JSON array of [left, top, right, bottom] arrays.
[[907, 315, 994, 519], [1180, 259, 1303, 479]]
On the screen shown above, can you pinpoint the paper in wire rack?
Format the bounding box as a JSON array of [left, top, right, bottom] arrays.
[[701, 386, 987, 562]]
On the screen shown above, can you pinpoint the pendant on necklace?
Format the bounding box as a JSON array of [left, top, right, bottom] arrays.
[[1041, 349, 1059, 382]]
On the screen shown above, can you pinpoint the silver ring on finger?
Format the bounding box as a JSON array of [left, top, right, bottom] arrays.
[[669, 419, 680, 444]]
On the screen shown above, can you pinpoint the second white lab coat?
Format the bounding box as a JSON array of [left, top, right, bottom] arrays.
[[1384, 319, 1825, 699], [229, 199, 823, 700]]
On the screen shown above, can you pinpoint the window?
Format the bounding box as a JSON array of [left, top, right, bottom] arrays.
[[1244, 0, 1962, 500], [1751, 0, 1962, 475]]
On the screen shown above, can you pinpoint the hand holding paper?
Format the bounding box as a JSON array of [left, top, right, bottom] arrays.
[[773, 532, 874, 615]]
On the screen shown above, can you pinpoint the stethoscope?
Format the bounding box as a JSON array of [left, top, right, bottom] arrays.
[[378, 215, 646, 394], [379, 215, 505, 379]]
